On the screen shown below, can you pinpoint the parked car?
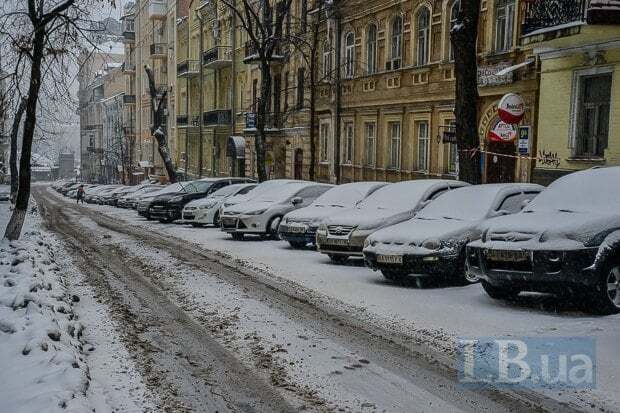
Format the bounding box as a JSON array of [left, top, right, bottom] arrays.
[[148, 178, 254, 223], [0, 185, 9, 202], [363, 184, 543, 284], [60, 182, 81, 195], [117, 185, 162, 209], [316, 180, 469, 263], [137, 183, 187, 219], [221, 182, 333, 240], [278, 181, 388, 248], [181, 183, 257, 227], [467, 167, 620, 314], [219, 179, 303, 215], [100, 186, 130, 205]]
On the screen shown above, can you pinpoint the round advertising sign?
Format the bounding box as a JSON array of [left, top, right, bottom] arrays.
[[488, 121, 517, 142], [498, 93, 525, 124]]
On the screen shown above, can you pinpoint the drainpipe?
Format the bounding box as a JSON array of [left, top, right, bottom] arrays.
[[185, 18, 190, 180], [230, 2, 237, 175], [334, 14, 342, 184], [196, 9, 205, 178]]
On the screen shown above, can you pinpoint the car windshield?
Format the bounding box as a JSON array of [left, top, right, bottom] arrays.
[[153, 182, 190, 196], [524, 167, 620, 214], [209, 184, 245, 198], [356, 182, 435, 210], [253, 184, 307, 203], [312, 184, 368, 208], [416, 186, 499, 221], [190, 181, 215, 193]]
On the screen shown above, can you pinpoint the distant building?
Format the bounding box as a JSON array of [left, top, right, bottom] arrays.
[[58, 152, 75, 179]]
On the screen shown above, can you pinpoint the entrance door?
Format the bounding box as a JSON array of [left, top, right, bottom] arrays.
[[485, 141, 516, 183], [294, 149, 303, 180]]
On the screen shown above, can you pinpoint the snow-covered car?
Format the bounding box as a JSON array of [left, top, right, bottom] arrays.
[[219, 179, 303, 216], [149, 177, 255, 223], [137, 182, 188, 219], [117, 185, 162, 208], [316, 180, 469, 263], [363, 183, 543, 284], [278, 181, 388, 248], [0, 185, 10, 202], [181, 183, 257, 227], [467, 167, 620, 314], [221, 182, 333, 240], [85, 185, 121, 204]]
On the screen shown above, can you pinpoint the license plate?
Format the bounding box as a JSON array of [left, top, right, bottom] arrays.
[[287, 225, 307, 233], [377, 254, 403, 264], [222, 217, 237, 227], [485, 249, 529, 262], [325, 237, 349, 246]]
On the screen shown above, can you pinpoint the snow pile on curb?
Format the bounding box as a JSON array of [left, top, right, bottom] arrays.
[[0, 207, 90, 413]]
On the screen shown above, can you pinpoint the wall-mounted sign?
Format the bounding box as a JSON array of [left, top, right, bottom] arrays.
[[498, 93, 525, 124], [478, 62, 514, 87], [488, 121, 517, 143], [441, 126, 457, 144], [518, 126, 531, 155]]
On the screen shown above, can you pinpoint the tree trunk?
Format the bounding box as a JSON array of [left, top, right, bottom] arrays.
[[5, 29, 45, 240], [255, 60, 271, 182], [308, 22, 319, 182], [9, 99, 27, 203], [452, 1, 482, 185]]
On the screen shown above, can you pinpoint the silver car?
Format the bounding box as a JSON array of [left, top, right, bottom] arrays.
[[278, 181, 388, 248], [316, 180, 469, 263], [182, 183, 257, 227], [221, 182, 333, 240]]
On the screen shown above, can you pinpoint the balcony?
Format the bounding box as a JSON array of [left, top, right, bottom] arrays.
[[177, 114, 200, 128], [203, 109, 232, 127], [150, 42, 167, 59], [123, 95, 136, 105], [177, 60, 199, 77], [243, 40, 285, 64], [522, 0, 585, 37], [148, 0, 166, 20], [202, 46, 232, 69], [122, 20, 135, 42], [122, 62, 135, 74]]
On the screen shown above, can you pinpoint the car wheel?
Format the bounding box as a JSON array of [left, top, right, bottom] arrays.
[[461, 258, 480, 285], [267, 216, 282, 239], [328, 254, 348, 264], [191, 223, 204, 228], [381, 269, 403, 282], [288, 241, 307, 249], [212, 212, 220, 227], [481, 280, 520, 300], [231, 233, 244, 241], [590, 262, 620, 315]]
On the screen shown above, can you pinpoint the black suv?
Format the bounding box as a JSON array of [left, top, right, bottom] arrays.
[[148, 177, 255, 223]]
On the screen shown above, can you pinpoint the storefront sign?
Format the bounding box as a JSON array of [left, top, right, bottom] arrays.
[[441, 126, 457, 144], [478, 62, 514, 87], [498, 93, 525, 124], [518, 126, 530, 155], [488, 121, 517, 143]]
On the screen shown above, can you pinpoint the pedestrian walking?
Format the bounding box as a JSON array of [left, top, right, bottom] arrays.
[[76, 184, 85, 204]]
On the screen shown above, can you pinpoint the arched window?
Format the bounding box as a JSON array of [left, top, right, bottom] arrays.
[[389, 16, 402, 70], [495, 0, 515, 52], [322, 40, 332, 79], [344, 32, 355, 78], [448, 1, 459, 61], [416, 7, 430, 66], [366, 24, 377, 74]]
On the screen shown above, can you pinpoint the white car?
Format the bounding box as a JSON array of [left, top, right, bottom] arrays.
[[221, 182, 333, 240], [316, 180, 469, 263], [182, 183, 257, 227], [278, 181, 388, 248], [219, 179, 304, 215], [363, 183, 543, 284]]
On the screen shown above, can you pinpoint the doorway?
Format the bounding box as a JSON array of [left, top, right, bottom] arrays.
[[485, 140, 516, 183], [294, 149, 303, 180]]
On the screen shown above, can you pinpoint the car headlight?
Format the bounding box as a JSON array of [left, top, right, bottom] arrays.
[[245, 209, 267, 215], [363, 238, 371, 249], [169, 195, 184, 203], [422, 238, 442, 250], [317, 223, 327, 235]]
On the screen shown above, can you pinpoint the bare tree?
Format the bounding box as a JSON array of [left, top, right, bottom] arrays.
[[451, 0, 482, 184], [221, 0, 294, 182], [9, 99, 27, 202], [145, 65, 177, 183]]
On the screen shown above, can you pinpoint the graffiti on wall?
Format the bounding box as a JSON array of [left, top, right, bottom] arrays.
[[537, 150, 561, 168]]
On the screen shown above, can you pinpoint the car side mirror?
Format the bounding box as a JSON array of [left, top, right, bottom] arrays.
[[520, 199, 531, 210], [291, 197, 303, 206], [493, 209, 510, 217]]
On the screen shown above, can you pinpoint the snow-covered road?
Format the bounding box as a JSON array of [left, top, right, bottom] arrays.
[[29, 185, 620, 412]]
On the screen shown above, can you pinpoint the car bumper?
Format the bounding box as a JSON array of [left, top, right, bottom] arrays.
[[364, 250, 460, 276], [278, 223, 317, 244], [182, 208, 215, 224], [315, 232, 368, 257], [220, 215, 268, 234], [466, 245, 599, 292], [149, 206, 182, 221]]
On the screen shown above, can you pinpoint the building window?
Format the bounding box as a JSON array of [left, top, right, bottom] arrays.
[[296, 67, 305, 109], [273, 74, 281, 122], [575, 72, 612, 158], [444, 119, 457, 174], [416, 121, 429, 172], [322, 40, 332, 80], [320, 122, 330, 162], [252, 78, 258, 112], [388, 121, 401, 169], [300, 0, 307, 33], [365, 122, 376, 166], [388, 16, 402, 70], [448, 1, 459, 61], [344, 32, 355, 78], [283, 71, 289, 112], [416, 7, 430, 66], [495, 0, 515, 52], [343, 122, 354, 163], [366, 24, 377, 75]]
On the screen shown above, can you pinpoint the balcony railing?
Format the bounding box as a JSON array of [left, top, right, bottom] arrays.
[[522, 0, 586, 36], [177, 60, 199, 77], [150, 43, 167, 58], [202, 46, 232, 69], [244, 112, 282, 130], [203, 109, 232, 127], [122, 30, 135, 42], [122, 63, 136, 74], [148, 0, 166, 19], [123, 95, 136, 104]]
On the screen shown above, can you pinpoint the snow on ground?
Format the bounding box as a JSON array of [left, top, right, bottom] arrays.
[[0, 199, 154, 413], [74, 189, 620, 411]]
